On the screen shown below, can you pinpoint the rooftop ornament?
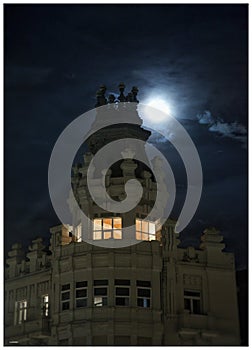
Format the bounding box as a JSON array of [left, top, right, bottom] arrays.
[[95, 83, 139, 107]]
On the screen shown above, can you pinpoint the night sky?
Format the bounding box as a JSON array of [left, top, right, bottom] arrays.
[[4, 4, 248, 268]]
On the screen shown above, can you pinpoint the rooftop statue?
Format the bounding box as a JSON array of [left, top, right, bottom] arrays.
[[95, 83, 139, 107]]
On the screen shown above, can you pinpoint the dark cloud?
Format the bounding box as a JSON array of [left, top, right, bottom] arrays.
[[197, 110, 247, 147]]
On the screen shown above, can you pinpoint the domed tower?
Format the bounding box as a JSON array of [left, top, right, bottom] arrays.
[[48, 83, 177, 345]]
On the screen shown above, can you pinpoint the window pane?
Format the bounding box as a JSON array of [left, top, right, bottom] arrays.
[[184, 290, 200, 297], [184, 298, 190, 310], [149, 223, 155, 234], [94, 287, 107, 296], [116, 297, 129, 306], [93, 231, 102, 240], [43, 295, 49, 303], [94, 297, 102, 306], [113, 230, 122, 239], [62, 301, 69, 310], [138, 289, 151, 297], [76, 281, 87, 288], [94, 280, 108, 286], [76, 289, 87, 298], [94, 219, 102, 230], [94, 297, 107, 306], [113, 218, 122, 229], [137, 281, 151, 287], [142, 221, 149, 233], [193, 299, 201, 314], [136, 231, 142, 240], [61, 291, 70, 300], [116, 287, 129, 296], [103, 219, 112, 229], [149, 234, 156, 241], [137, 298, 143, 307], [115, 279, 130, 286], [76, 299, 87, 308], [142, 233, 149, 241], [61, 284, 70, 291], [104, 231, 111, 239], [136, 219, 141, 231]]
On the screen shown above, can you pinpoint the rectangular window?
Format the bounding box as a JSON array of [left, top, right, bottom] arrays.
[[93, 218, 122, 240], [136, 219, 156, 241], [75, 223, 82, 242], [115, 280, 130, 306], [184, 290, 201, 314], [76, 281, 88, 308], [61, 284, 70, 311], [41, 294, 49, 317], [94, 280, 108, 306], [137, 280, 151, 308], [15, 300, 27, 325]]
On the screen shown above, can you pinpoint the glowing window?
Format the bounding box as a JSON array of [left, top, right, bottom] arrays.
[[15, 300, 27, 325], [41, 294, 49, 317], [75, 223, 82, 242], [93, 218, 122, 240], [136, 219, 156, 241]]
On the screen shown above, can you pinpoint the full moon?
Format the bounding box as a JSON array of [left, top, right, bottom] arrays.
[[141, 97, 172, 124], [146, 98, 171, 115]]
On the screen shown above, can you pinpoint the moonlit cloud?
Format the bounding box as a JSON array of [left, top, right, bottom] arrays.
[[197, 110, 247, 146]]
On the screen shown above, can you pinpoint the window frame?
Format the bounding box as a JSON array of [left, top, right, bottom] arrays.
[[61, 284, 71, 311], [115, 279, 130, 306], [41, 294, 49, 317], [75, 223, 82, 242], [93, 217, 122, 240], [75, 281, 88, 308], [15, 300, 27, 325], [136, 219, 156, 241], [93, 280, 108, 307], [136, 280, 151, 308], [183, 289, 201, 315]]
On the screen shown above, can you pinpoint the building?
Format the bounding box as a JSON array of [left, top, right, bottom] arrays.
[[5, 84, 240, 345]]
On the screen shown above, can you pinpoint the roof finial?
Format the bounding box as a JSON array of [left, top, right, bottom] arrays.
[[118, 82, 127, 102]]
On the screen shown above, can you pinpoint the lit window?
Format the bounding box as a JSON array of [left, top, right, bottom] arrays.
[[15, 300, 27, 325], [184, 290, 201, 314], [137, 281, 151, 308], [115, 279, 130, 306], [93, 280, 108, 306], [75, 281, 88, 308], [75, 223, 82, 242], [41, 294, 49, 317], [136, 219, 156, 241], [61, 284, 70, 311], [93, 218, 122, 240]]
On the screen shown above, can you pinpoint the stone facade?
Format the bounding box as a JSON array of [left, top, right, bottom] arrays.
[[5, 87, 240, 345]]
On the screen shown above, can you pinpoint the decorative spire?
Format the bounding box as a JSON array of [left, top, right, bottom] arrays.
[[131, 86, 139, 102], [94, 83, 140, 106], [95, 84, 107, 107], [108, 94, 116, 103], [118, 82, 127, 102]]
